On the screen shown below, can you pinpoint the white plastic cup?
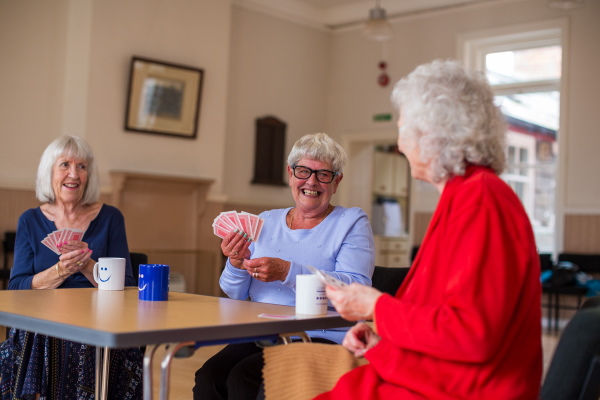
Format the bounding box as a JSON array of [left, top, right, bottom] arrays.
[[295, 274, 328, 316], [93, 257, 126, 291]]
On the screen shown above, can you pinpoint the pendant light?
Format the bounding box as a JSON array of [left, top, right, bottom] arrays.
[[363, 0, 393, 42]]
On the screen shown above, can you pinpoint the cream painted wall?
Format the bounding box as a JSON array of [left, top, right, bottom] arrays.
[[326, 0, 600, 215], [0, 0, 232, 197], [86, 0, 232, 196], [0, 0, 70, 188], [223, 6, 331, 207], [1, 0, 598, 217]]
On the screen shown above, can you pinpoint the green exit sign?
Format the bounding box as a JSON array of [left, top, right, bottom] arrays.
[[373, 113, 392, 122]]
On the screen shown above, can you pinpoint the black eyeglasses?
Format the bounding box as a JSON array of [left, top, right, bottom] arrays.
[[291, 164, 338, 184]]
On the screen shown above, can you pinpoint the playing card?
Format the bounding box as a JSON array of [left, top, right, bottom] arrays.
[[241, 212, 258, 238], [213, 224, 231, 239], [41, 228, 85, 255], [70, 229, 84, 241], [211, 211, 265, 242], [49, 231, 61, 249], [59, 228, 71, 245], [214, 213, 237, 231], [42, 236, 60, 255], [213, 219, 234, 235], [253, 217, 264, 241], [223, 211, 243, 232], [307, 265, 347, 288], [257, 313, 296, 320]]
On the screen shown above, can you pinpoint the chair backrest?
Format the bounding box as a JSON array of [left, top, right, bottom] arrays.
[[410, 245, 420, 265], [539, 253, 554, 271], [540, 296, 600, 400], [558, 253, 600, 274], [129, 252, 148, 285], [371, 266, 409, 296], [2, 231, 16, 269]]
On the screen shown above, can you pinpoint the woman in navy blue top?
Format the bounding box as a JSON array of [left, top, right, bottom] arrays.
[[0, 136, 142, 399]]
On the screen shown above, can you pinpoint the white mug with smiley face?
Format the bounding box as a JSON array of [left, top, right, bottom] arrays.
[[93, 257, 126, 290]]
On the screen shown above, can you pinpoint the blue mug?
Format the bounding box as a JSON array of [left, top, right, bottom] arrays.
[[138, 264, 170, 301]]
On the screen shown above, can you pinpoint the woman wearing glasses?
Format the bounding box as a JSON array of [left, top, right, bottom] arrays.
[[193, 132, 375, 400], [262, 60, 542, 400]]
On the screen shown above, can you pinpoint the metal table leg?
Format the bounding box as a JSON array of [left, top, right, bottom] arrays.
[[554, 292, 560, 332], [95, 346, 110, 400], [546, 291, 554, 332], [95, 346, 102, 399], [143, 344, 160, 400], [160, 342, 195, 400]]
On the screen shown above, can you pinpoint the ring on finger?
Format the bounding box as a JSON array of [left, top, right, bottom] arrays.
[[77, 261, 83, 266], [234, 251, 238, 255], [253, 272, 258, 278]]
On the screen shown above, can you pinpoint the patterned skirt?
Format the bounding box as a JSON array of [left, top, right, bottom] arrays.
[[0, 329, 143, 400]]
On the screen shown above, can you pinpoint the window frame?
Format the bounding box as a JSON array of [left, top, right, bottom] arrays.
[[458, 18, 569, 254]]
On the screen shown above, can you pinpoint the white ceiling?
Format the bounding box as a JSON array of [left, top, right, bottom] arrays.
[[234, 0, 509, 28]]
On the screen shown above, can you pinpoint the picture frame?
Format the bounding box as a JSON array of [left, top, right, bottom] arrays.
[[125, 56, 204, 139]]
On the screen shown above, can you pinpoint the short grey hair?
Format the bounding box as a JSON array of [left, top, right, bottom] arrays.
[[287, 133, 348, 174], [391, 59, 507, 182], [36, 136, 100, 204]]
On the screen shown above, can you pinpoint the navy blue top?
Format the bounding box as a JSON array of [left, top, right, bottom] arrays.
[[9, 204, 136, 289]]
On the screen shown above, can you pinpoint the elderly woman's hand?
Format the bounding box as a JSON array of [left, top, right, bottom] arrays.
[[243, 257, 290, 282], [326, 283, 383, 321], [221, 230, 252, 269], [59, 247, 94, 275], [342, 322, 381, 358]]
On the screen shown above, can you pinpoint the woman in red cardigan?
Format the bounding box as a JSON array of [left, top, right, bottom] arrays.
[[316, 60, 543, 399]]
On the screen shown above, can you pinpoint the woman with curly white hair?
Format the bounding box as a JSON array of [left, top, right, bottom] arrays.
[[262, 60, 542, 400]]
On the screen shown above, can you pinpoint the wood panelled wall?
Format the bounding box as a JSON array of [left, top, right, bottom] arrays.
[[0, 187, 283, 295], [2, 187, 600, 269], [412, 211, 600, 254], [0, 188, 41, 240], [563, 215, 600, 253]]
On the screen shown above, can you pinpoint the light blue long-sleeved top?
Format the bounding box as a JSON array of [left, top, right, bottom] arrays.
[[220, 206, 375, 343]]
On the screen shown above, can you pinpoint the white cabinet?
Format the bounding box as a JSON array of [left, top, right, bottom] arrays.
[[372, 151, 408, 197], [374, 236, 410, 268], [372, 148, 412, 269], [372, 149, 410, 237]]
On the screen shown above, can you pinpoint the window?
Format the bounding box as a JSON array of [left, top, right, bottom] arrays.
[[460, 20, 566, 253]]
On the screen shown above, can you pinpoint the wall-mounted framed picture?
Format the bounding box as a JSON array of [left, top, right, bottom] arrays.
[[125, 56, 204, 139]]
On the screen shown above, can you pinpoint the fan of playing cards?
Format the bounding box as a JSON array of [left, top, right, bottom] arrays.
[[41, 228, 84, 255], [212, 211, 264, 241]]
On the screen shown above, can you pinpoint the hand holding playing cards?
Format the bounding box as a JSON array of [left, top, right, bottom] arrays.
[[59, 246, 94, 276], [213, 211, 264, 241], [42, 228, 84, 255], [243, 257, 291, 282], [326, 283, 383, 321], [41, 228, 93, 277], [221, 230, 252, 269]]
